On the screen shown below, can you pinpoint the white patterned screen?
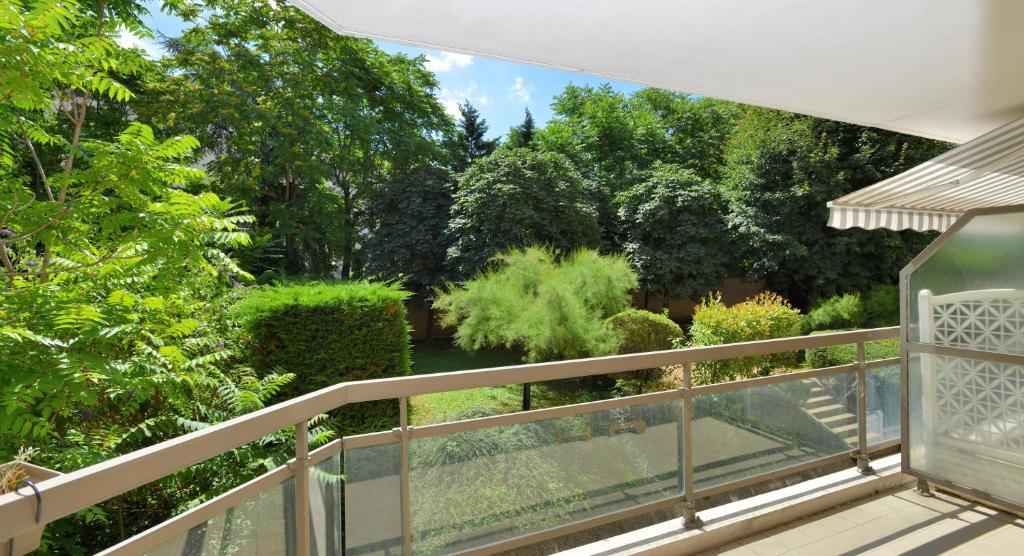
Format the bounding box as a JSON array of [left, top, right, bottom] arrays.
[[912, 289, 1024, 504]]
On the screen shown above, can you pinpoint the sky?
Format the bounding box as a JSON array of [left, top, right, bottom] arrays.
[[128, 4, 645, 140]]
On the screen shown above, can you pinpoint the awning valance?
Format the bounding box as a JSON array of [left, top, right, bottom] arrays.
[[828, 116, 1024, 232]]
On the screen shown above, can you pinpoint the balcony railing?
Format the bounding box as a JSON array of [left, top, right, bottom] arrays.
[[0, 327, 900, 556]]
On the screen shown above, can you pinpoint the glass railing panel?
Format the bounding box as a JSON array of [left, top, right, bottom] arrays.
[[866, 364, 901, 445], [311, 452, 343, 556], [408, 398, 682, 555], [144, 476, 295, 556], [692, 372, 856, 491], [909, 350, 1024, 506], [343, 441, 403, 556]]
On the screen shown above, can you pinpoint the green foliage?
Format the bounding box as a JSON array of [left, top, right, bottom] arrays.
[[605, 309, 683, 393], [152, 0, 452, 276], [803, 283, 901, 332], [505, 107, 536, 149], [862, 284, 899, 327], [233, 281, 412, 436], [445, 149, 601, 278], [538, 85, 739, 251], [452, 101, 499, 172], [685, 292, 802, 385], [724, 108, 945, 306], [617, 164, 731, 302], [805, 333, 901, 368], [435, 247, 637, 363], [364, 168, 454, 298], [803, 293, 865, 332]]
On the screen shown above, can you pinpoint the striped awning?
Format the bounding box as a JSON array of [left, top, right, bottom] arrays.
[[829, 116, 1024, 232]]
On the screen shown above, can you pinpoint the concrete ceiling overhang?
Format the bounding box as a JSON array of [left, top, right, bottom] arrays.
[[291, 0, 1024, 144]]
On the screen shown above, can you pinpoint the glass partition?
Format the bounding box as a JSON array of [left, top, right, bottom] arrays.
[[692, 373, 856, 491], [344, 442, 403, 556], [145, 476, 294, 556], [906, 208, 1024, 509], [866, 364, 901, 445], [408, 399, 682, 555]]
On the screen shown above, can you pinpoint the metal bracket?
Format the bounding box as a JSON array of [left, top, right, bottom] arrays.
[[915, 478, 933, 497], [682, 500, 703, 530], [856, 455, 875, 475]]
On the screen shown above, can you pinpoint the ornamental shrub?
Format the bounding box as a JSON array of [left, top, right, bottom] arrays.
[[685, 292, 802, 385], [805, 331, 901, 368], [803, 293, 865, 333], [435, 247, 637, 364], [605, 309, 684, 393], [233, 281, 412, 436]]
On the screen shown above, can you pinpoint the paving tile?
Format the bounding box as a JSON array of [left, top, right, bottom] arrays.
[[720, 534, 790, 556]]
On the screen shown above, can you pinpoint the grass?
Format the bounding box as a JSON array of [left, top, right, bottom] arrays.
[[411, 341, 523, 375], [410, 341, 525, 425]]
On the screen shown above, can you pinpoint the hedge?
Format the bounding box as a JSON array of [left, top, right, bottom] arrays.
[[233, 281, 412, 436], [805, 330, 901, 368]]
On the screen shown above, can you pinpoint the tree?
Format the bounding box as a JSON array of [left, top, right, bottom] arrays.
[[724, 108, 948, 306], [445, 149, 601, 278], [617, 164, 731, 304], [506, 107, 536, 149], [453, 101, 498, 171], [364, 167, 455, 299], [537, 84, 739, 249], [151, 0, 452, 277], [0, 1, 281, 550]]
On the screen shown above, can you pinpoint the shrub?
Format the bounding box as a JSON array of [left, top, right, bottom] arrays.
[[233, 281, 412, 436], [863, 284, 899, 327], [605, 309, 684, 393], [436, 247, 637, 363], [686, 292, 802, 385], [803, 293, 865, 333], [805, 331, 901, 368]]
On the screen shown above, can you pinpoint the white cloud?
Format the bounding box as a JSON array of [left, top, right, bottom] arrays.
[[116, 28, 164, 59], [508, 77, 532, 103], [424, 51, 474, 73], [437, 81, 490, 119]]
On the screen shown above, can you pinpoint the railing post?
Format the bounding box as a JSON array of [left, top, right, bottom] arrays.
[[293, 420, 310, 556], [681, 363, 703, 529], [855, 342, 874, 475], [399, 397, 413, 556]]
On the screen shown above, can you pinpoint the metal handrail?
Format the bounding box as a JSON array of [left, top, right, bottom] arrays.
[[0, 326, 899, 545]]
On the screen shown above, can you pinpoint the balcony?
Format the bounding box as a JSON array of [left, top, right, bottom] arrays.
[[0, 327, 922, 555]]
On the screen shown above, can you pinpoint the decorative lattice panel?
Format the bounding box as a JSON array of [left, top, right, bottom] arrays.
[[934, 355, 1024, 453], [932, 298, 1024, 355]]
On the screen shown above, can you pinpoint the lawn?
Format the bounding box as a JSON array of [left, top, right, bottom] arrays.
[[410, 341, 525, 425]]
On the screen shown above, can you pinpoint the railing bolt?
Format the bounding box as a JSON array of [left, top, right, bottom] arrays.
[[856, 455, 875, 475], [682, 501, 703, 530]]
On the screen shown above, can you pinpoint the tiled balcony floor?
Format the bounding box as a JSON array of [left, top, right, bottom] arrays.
[[703, 486, 1024, 555]]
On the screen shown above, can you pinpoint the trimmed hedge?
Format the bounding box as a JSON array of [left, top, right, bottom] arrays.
[[605, 309, 683, 393], [805, 330, 901, 368], [233, 281, 412, 436]]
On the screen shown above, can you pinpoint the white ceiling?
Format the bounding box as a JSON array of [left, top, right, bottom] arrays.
[[292, 0, 1024, 144]]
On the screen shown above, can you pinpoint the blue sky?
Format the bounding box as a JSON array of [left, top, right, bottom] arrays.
[[129, 5, 644, 140]]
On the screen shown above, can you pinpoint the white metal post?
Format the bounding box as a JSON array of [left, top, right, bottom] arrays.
[[856, 342, 874, 474], [681, 363, 702, 529], [294, 421, 310, 556], [399, 397, 413, 555]]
